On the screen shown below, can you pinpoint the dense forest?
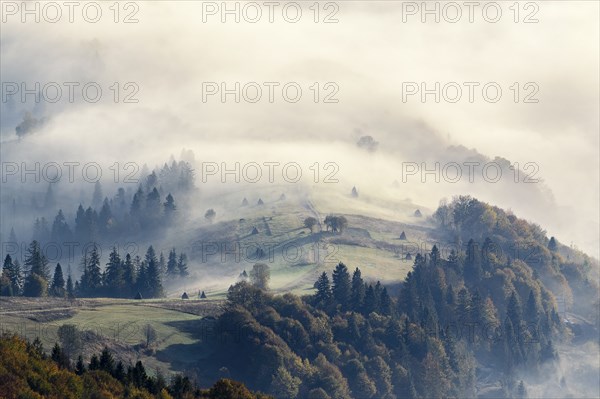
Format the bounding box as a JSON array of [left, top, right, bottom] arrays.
[[0, 334, 271, 399]]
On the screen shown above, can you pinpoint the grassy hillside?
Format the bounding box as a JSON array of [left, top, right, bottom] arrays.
[[0, 297, 223, 376]]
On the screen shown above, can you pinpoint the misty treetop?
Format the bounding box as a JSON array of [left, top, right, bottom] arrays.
[[17, 159, 195, 250]]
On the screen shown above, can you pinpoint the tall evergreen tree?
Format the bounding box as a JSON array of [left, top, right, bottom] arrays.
[[548, 237, 557, 252], [363, 285, 377, 314], [104, 248, 125, 297], [74, 205, 86, 241], [49, 263, 66, 297], [380, 287, 393, 316], [80, 245, 102, 296], [315, 272, 332, 305], [164, 193, 176, 220], [1, 255, 22, 296], [143, 246, 164, 298], [166, 249, 178, 279], [177, 253, 188, 277], [351, 268, 366, 311], [23, 240, 50, 297], [98, 198, 112, 235], [51, 209, 71, 242], [332, 262, 351, 307], [123, 254, 136, 294], [66, 268, 75, 299]]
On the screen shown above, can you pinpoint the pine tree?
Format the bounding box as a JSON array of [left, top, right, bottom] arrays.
[[430, 244, 440, 267], [49, 263, 66, 297], [104, 248, 124, 297], [98, 198, 112, 234], [99, 347, 115, 374], [80, 245, 102, 296], [23, 240, 50, 296], [1, 255, 22, 296], [123, 254, 136, 294], [166, 249, 178, 279], [315, 272, 332, 305], [74, 205, 86, 241], [143, 246, 164, 298], [66, 270, 74, 299], [332, 262, 351, 307], [51, 209, 71, 242], [164, 193, 176, 220], [548, 237, 557, 252], [350, 268, 366, 311], [158, 252, 166, 276], [380, 287, 393, 316], [177, 253, 188, 277], [363, 285, 377, 314]]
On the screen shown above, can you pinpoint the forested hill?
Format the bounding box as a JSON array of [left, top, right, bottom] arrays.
[[185, 197, 599, 399]]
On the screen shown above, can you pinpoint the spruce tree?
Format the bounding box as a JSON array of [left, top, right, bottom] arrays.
[[49, 263, 66, 297], [166, 249, 178, 278], [23, 240, 50, 296], [144, 246, 164, 298], [104, 247, 124, 297], [332, 262, 351, 307], [80, 245, 102, 296], [51, 209, 71, 242], [1, 255, 22, 296], [164, 193, 176, 220], [315, 272, 332, 305], [350, 268, 366, 311], [123, 254, 136, 294], [177, 253, 188, 277]]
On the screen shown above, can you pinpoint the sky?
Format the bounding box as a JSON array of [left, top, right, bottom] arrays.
[[1, 0, 598, 256]]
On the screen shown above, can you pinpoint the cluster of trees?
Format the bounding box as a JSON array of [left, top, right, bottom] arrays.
[[323, 215, 348, 233], [313, 264, 394, 316], [26, 160, 195, 247], [0, 334, 271, 398], [201, 235, 568, 399], [303, 215, 348, 234], [0, 241, 189, 299]]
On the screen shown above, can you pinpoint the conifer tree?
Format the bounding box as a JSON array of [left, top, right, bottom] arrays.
[[166, 249, 178, 278], [350, 268, 366, 311], [332, 262, 351, 307], [49, 263, 66, 297], [315, 272, 332, 305]]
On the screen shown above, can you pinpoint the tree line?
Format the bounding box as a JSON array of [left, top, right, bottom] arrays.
[[0, 240, 189, 299]]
